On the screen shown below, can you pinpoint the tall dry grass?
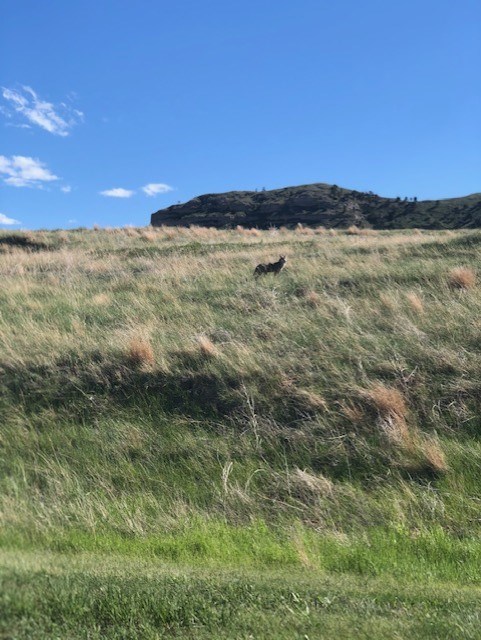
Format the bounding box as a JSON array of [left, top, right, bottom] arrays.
[[448, 267, 476, 290], [0, 226, 479, 536]]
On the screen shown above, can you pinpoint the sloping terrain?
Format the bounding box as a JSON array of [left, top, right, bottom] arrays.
[[2, 225, 481, 638], [2, 225, 481, 534], [151, 183, 481, 229]]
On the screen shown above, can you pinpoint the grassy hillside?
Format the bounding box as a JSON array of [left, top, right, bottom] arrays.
[[2, 225, 481, 637], [151, 182, 481, 229]]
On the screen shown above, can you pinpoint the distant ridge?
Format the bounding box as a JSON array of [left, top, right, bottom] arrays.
[[151, 183, 481, 229]]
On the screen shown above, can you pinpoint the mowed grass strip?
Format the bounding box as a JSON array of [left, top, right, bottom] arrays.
[[1, 550, 480, 640]]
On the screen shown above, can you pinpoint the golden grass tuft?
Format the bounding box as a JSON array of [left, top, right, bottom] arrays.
[[293, 389, 328, 412], [294, 223, 315, 236], [127, 337, 155, 367], [347, 225, 376, 236], [418, 436, 448, 474], [163, 227, 178, 240], [304, 290, 322, 308], [341, 401, 365, 424], [347, 225, 362, 235], [197, 335, 219, 358], [351, 384, 414, 451], [379, 293, 397, 311], [245, 227, 262, 236], [292, 534, 315, 568], [292, 468, 334, 497], [190, 225, 215, 239], [92, 293, 111, 306], [362, 383, 407, 420], [123, 226, 140, 237], [406, 291, 424, 314], [448, 267, 476, 290], [379, 414, 414, 451], [140, 229, 159, 242]]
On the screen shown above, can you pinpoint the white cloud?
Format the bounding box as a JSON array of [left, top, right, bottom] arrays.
[[142, 183, 174, 196], [0, 213, 21, 225], [0, 155, 59, 188], [100, 187, 135, 198], [1, 85, 84, 136], [61, 185, 72, 193], [6, 123, 32, 129], [68, 219, 78, 224]]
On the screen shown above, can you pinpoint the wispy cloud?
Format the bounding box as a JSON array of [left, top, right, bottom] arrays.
[[6, 122, 32, 130], [142, 183, 174, 196], [61, 185, 72, 193], [0, 213, 21, 225], [1, 85, 84, 136], [0, 155, 59, 188], [100, 183, 174, 199], [100, 187, 135, 198]]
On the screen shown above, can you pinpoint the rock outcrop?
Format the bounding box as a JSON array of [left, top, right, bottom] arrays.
[[151, 183, 481, 229]]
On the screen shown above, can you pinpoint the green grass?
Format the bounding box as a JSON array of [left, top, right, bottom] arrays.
[[3, 522, 481, 584], [2, 225, 481, 637], [2, 550, 481, 639]]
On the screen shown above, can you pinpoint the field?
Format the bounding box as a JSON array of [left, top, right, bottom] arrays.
[[1, 225, 481, 638]]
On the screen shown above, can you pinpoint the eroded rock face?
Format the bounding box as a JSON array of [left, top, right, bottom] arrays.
[[151, 183, 481, 229]]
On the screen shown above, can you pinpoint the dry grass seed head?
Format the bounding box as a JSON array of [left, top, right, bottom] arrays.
[[364, 384, 407, 420], [294, 389, 328, 412], [341, 401, 365, 424], [92, 293, 111, 306], [127, 337, 155, 367], [293, 468, 334, 497], [140, 230, 158, 242], [163, 227, 178, 240], [293, 223, 314, 236], [361, 384, 417, 452], [292, 534, 315, 568], [379, 293, 397, 311], [247, 227, 262, 237], [379, 414, 415, 452], [197, 335, 219, 358], [448, 267, 476, 290], [304, 290, 321, 308], [418, 436, 448, 474], [347, 225, 361, 235], [406, 291, 424, 314]]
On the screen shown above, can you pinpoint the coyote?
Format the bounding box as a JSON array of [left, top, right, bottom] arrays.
[[254, 255, 287, 278]]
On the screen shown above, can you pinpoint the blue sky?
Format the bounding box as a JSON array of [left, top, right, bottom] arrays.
[[1, 0, 480, 230]]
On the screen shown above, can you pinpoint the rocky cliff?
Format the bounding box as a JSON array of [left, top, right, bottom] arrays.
[[151, 183, 481, 229]]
